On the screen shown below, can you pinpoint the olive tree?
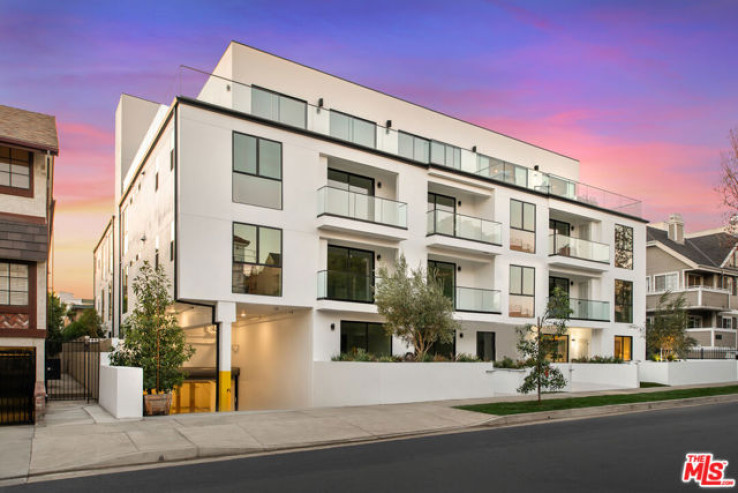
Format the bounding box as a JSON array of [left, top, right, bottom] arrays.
[[646, 292, 696, 360]]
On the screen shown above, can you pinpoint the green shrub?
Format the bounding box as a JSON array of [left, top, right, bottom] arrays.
[[571, 355, 624, 364], [455, 353, 481, 362], [493, 356, 529, 369]]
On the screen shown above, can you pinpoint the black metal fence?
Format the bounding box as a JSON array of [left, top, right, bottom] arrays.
[[684, 348, 738, 360], [46, 338, 107, 402], [0, 348, 36, 425]]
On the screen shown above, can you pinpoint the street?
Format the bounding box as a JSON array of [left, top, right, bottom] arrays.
[[5, 402, 737, 493]]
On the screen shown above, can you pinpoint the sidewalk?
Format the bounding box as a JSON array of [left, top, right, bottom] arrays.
[[2, 383, 736, 485]]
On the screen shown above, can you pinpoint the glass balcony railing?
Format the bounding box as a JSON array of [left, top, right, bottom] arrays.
[[317, 186, 407, 228], [455, 287, 501, 313], [175, 66, 643, 219], [317, 270, 374, 303], [565, 297, 610, 322], [549, 234, 610, 264], [427, 210, 502, 245]]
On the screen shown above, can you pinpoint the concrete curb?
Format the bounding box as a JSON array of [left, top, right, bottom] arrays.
[[6, 393, 738, 484]]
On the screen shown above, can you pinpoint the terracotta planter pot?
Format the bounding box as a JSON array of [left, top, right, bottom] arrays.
[[143, 393, 172, 416]]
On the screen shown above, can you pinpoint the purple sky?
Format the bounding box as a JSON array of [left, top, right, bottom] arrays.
[[1, 0, 736, 297]]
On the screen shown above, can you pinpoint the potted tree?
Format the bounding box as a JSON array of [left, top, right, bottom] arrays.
[[110, 262, 194, 415]]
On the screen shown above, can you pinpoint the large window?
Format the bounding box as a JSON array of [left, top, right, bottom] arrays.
[[510, 199, 536, 253], [615, 280, 633, 323], [510, 265, 535, 318], [543, 335, 569, 362], [428, 260, 455, 302], [324, 245, 374, 302], [615, 224, 634, 269], [233, 132, 282, 209], [340, 321, 391, 357], [251, 86, 306, 128], [614, 335, 633, 361], [398, 132, 430, 163], [0, 145, 32, 192], [232, 223, 282, 296], [330, 111, 376, 148], [0, 263, 29, 306], [327, 169, 373, 195], [430, 140, 461, 169], [653, 273, 678, 292]]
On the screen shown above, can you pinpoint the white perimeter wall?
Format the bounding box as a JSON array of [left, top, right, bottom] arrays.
[[639, 361, 738, 386]]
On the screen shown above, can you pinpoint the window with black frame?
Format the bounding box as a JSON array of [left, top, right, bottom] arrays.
[[325, 245, 374, 302], [0, 145, 32, 192], [428, 260, 455, 303], [510, 265, 535, 318], [428, 192, 456, 237], [340, 321, 391, 357], [510, 199, 536, 253], [233, 132, 282, 209], [329, 110, 376, 148], [614, 335, 633, 361], [615, 224, 634, 269], [232, 223, 282, 296], [398, 131, 430, 163], [251, 86, 307, 128], [614, 279, 633, 323]]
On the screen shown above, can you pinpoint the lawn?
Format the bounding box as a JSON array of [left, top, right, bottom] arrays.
[[458, 385, 738, 416]]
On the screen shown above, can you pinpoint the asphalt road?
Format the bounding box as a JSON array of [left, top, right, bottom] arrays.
[[5, 402, 738, 493]]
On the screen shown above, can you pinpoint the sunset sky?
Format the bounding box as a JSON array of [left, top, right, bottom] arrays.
[[1, 0, 736, 298]]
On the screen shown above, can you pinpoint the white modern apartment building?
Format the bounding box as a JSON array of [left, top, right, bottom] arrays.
[[95, 42, 646, 413]]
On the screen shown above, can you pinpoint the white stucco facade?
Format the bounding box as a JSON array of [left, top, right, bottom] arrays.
[[97, 42, 647, 411]]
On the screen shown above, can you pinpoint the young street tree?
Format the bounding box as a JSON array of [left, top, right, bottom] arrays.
[[111, 262, 194, 393], [46, 292, 66, 357], [374, 255, 460, 361], [646, 292, 696, 360], [516, 288, 572, 403]]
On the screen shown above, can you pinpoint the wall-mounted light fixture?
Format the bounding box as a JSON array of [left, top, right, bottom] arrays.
[[376, 254, 382, 261], [472, 146, 477, 153], [386, 120, 392, 128], [571, 226, 575, 231], [318, 98, 324, 108], [457, 266, 462, 272], [570, 281, 574, 286], [330, 323, 335, 331], [459, 332, 464, 339], [226, 84, 231, 92], [457, 201, 462, 207], [534, 165, 539, 171], [377, 182, 382, 189]]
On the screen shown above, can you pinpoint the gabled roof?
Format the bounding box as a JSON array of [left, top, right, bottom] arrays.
[[0, 104, 59, 155], [647, 226, 737, 269]]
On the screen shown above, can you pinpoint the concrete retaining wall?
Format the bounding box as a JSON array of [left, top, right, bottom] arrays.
[[638, 360, 738, 386], [555, 363, 640, 389]]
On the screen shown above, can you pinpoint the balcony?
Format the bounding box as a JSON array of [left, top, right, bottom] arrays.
[[317, 270, 374, 303], [317, 186, 408, 241], [177, 66, 644, 220], [455, 286, 501, 314], [426, 210, 502, 256], [646, 287, 731, 312], [566, 297, 610, 322], [549, 234, 610, 272]]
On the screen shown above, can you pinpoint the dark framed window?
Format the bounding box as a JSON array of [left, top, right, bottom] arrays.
[[398, 131, 430, 163], [549, 219, 570, 237], [615, 224, 634, 269], [0, 145, 32, 195], [327, 168, 374, 195], [122, 266, 129, 313], [614, 279, 633, 323], [614, 335, 632, 361], [233, 132, 282, 209], [0, 262, 29, 306], [428, 260, 455, 302], [154, 172, 159, 191], [549, 276, 570, 297], [330, 110, 376, 148], [510, 199, 536, 253], [251, 86, 307, 128], [170, 149, 174, 171], [476, 331, 496, 362], [543, 335, 569, 362], [510, 265, 535, 318], [232, 223, 282, 296], [340, 321, 391, 357], [325, 245, 374, 302], [430, 140, 461, 169]]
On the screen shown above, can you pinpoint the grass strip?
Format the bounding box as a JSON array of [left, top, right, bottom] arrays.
[[458, 385, 738, 416]]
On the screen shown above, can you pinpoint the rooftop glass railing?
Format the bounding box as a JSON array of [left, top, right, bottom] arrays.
[[427, 210, 502, 245], [549, 234, 610, 264], [317, 186, 407, 228], [176, 66, 643, 219]]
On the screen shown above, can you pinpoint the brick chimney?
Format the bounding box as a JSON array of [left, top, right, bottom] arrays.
[[668, 213, 685, 244]]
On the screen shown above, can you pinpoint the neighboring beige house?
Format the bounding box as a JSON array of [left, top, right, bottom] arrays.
[[647, 214, 738, 350], [0, 104, 58, 424], [58, 291, 94, 328]]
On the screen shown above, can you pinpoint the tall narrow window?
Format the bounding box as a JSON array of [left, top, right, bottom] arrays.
[[398, 132, 430, 163], [0, 145, 32, 193], [510, 265, 535, 318], [614, 280, 633, 323], [324, 245, 374, 302], [232, 223, 282, 296], [428, 260, 455, 303], [330, 111, 376, 148], [615, 224, 633, 269], [233, 132, 282, 209], [251, 86, 307, 128], [122, 266, 129, 314], [614, 336, 632, 361], [510, 199, 536, 253]]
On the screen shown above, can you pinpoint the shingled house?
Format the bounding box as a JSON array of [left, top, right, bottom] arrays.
[[0, 104, 58, 424], [647, 214, 738, 351]]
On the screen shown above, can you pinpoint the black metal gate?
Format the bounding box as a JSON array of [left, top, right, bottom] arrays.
[[46, 339, 103, 402], [0, 348, 36, 425]]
